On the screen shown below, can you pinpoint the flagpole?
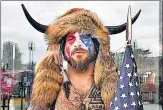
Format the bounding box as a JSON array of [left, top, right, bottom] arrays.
[[126, 5, 132, 44], [13, 44, 15, 77], [1, 41, 3, 61]]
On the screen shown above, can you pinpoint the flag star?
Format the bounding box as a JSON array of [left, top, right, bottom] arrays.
[[127, 73, 132, 78], [121, 93, 127, 99], [135, 82, 138, 86], [125, 64, 130, 69], [139, 101, 141, 106], [131, 54, 134, 59], [114, 106, 119, 110], [134, 72, 137, 77], [130, 92, 135, 97], [84, 41, 87, 43], [123, 103, 128, 109], [115, 97, 118, 101], [131, 101, 136, 107], [128, 82, 133, 87], [120, 84, 125, 89], [133, 63, 136, 67], [120, 76, 123, 80], [118, 71, 120, 75], [137, 91, 140, 97], [89, 41, 91, 44]]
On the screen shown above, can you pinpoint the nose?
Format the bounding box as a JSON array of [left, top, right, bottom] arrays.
[[73, 37, 83, 48], [74, 45, 82, 48]]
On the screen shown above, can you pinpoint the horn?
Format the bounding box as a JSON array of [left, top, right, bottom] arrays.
[[106, 9, 141, 35], [21, 4, 48, 33]]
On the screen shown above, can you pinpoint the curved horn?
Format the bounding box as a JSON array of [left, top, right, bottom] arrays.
[[21, 4, 47, 33], [106, 9, 141, 35]]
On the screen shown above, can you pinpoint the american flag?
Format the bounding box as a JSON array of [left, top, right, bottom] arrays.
[[109, 45, 144, 110]]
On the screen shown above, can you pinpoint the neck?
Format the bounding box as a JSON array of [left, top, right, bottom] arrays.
[[67, 63, 94, 95]]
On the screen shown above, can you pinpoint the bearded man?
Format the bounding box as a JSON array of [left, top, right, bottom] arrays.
[[21, 4, 141, 110]]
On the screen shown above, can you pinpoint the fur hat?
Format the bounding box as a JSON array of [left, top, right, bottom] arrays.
[[21, 4, 141, 109]]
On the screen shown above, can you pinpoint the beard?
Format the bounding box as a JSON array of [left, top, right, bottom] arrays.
[[68, 48, 97, 72]]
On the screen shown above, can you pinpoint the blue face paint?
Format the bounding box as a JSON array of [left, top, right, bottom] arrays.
[[79, 34, 93, 55]]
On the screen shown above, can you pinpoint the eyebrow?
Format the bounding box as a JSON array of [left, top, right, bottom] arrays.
[[67, 32, 76, 37], [80, 33, 91, 36]]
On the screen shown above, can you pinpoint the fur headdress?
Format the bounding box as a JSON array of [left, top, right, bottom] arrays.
[[21, 4, 141, 109]]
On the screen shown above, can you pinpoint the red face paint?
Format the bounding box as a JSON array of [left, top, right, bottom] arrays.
[[65, 32, 76, 59]]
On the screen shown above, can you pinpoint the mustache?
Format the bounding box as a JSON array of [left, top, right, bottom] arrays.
[[71, 47, 87, 55]]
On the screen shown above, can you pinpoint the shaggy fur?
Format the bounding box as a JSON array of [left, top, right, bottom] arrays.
[[29, 8, 118, 110]]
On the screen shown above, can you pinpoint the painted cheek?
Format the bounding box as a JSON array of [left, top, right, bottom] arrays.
[[65, 38, 76, 59], [65, 43, 71, 59], [81, 38, 93, 55], [89, 40, 93, 54]]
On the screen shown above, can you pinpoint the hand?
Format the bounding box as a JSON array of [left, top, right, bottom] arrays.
[[39, 44, 62, 67], [44, 50, 62, 66]]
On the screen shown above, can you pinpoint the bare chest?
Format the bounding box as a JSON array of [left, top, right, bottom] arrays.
[[54, 85, 105, 110]]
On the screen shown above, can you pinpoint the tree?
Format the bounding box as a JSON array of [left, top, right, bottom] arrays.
[[132, 43, 152, 73], [111, 40, 152, 73], [2, 41, 22, 72]]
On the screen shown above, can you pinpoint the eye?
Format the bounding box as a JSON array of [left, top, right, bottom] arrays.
[[81, 34, 91, 39], [67, 36, 75, 41]]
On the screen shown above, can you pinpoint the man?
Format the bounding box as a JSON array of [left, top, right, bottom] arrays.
[[54, 32, 104, 110], [21, 4, 141, 110]]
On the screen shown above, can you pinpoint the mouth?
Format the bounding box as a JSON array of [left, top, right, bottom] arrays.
[[73, 51, 86, 56], [74, 51, 85, 54], [71, 49, 87, 55]]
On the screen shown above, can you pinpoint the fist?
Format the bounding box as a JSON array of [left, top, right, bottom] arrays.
[[41, 50, 62, 67]]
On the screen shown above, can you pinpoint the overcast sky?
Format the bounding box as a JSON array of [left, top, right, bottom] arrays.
[[1, 1, 160, 64]]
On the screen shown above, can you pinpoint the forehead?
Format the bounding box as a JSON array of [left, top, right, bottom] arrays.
[[66, 32, 92, 38], [67, 32, 79, 38]]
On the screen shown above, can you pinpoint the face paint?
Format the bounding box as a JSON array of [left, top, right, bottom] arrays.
[[65, 32, 94, 59], [79, 33, 93, 55]]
